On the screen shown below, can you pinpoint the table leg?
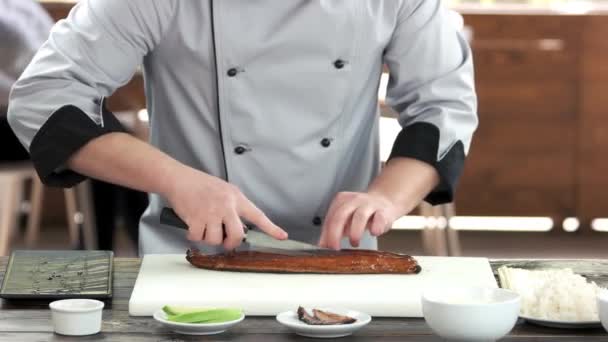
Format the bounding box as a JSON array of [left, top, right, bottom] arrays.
[[64, 188, 80, 248], [0, 178, 21, 256], [76, 181, 98, 250], [25, 176, 44, 247]]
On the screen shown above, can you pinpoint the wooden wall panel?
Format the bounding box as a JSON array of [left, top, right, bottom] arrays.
[[457, 14, 581, 219], [458, 120, 576, 217], [473, 50, 578, 81], [581, 81, 608, 116], [469, 120, 576, 154], [464, 15, 583, 42], [578, 16, 608, 221], [475, 81, 577, 119]]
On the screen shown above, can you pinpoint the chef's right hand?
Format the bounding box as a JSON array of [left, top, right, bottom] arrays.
[[164, 166, 288, 250]]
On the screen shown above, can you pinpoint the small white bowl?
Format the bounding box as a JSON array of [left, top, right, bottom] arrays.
[[153, 309, 245, 335], [49, 299, 104, 336], [599, 289, 608, 333], [422, 287, 520, 342], [276, 308, 371, 339]]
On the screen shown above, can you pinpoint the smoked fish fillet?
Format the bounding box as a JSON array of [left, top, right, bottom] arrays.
[[297, 307, 357, 325], [186, 248, 421, 274]]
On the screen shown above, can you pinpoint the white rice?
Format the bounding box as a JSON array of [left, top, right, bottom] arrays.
[[498, 267, 604, 321]]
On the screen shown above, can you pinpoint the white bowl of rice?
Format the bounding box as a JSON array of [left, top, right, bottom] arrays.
[[599, 290, 608, 332]]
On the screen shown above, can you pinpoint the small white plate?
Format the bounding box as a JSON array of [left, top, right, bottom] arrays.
[[521, 315, 602, 329], [153, 309, 245, 335], [276, 308, 371, 338]]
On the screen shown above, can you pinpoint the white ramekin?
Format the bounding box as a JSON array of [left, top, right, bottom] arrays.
[[49, 299, 104, 336]]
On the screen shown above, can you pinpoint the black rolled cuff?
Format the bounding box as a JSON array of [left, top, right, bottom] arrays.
[[388, 122, 466, 205], [29, 104, 127, 187]]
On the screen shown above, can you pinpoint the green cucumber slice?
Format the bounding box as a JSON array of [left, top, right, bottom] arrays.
[[162, 305, 216, 316], [166, 308, 243, 324]]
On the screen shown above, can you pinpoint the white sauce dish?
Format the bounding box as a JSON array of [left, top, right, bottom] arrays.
[[276, 308, 371, 339], [49, 299, 104, 336], [153, 309, 245, 335]]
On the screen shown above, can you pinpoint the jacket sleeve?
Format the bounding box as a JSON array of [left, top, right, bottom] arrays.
[[383, 0, 478, 205], [7, 0, 176, 187]]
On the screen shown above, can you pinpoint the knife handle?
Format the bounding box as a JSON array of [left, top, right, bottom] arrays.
[[160, 207, 188, 230]]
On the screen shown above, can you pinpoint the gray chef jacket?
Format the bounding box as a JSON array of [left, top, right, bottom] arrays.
[[8, 0, 478, 255]]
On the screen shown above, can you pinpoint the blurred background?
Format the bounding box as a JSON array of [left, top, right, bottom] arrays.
[[1, 0, 607, 259]]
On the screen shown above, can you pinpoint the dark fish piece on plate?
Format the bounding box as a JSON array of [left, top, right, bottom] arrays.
[[297, 307, 325, 325], [186, 248, 421, 274], [297, 306, 356, 325], [312, 308, 357, 324]]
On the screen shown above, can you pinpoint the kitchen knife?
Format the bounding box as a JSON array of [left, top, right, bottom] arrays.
[[160, 207, 324, 251]]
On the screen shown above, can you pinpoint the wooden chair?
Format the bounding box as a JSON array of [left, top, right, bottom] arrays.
[[419, 202, 461, 256], [0, 162, 97, 256]]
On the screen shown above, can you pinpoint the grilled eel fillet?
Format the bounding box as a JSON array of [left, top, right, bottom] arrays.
[[186, 248, 421, 274]]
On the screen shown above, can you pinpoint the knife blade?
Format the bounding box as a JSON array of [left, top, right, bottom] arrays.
[[245, 229, 323, 251], [160, 207, 325, 252]]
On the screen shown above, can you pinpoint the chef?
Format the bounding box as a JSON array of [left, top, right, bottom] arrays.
[[8, 0, 478, 255]]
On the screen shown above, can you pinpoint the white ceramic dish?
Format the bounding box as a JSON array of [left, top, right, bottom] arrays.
[[599, 290, 608, 332], [518, 288, 608, 329], [520, 315, 601, 329], [422, 287, 520, 342], [49, 299, 104, 336], [153, 309, 245, 335], [276, 308, 371, 339]]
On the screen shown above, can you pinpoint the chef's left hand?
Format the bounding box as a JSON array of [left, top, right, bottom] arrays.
[[319, 191, 399, 250], [318, 158, 440, 250]]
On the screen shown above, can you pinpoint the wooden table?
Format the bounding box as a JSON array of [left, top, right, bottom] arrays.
[[1, 257, 608, 341]]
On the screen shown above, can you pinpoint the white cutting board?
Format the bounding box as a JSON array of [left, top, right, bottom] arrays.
[[129, 255, 497, 317]]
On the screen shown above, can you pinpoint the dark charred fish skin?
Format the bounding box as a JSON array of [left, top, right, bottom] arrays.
[[186, 248, 421, 274]]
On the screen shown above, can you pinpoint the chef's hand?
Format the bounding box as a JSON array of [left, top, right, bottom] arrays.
[[319, 192, 399, 250], [318, 158, 440, 250], [165, 166, 288, 250]]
